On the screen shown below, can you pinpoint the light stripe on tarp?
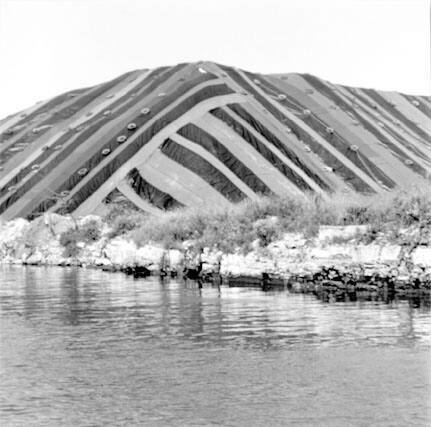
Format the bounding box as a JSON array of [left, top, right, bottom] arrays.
[[349, 88, 430, 142], [215, 65, 376, 192], [0, 70, 138, 158], [210, 107, 314, 192], [138, 150, 230, 206], [272, 74, 427, 184], [117, 179, 165, 215], [233, 68, 383, 193], [127, 167, 184, 210], [175, 124, 270, 197], [137, 160, 207, 208], [194, 112, 304, 197], [0, 70, 151, 187], [0, 66, 186, 197], [226, 103, 331, 192], [333, 84, 431, 160], [52, 91, 244, 218], [160, 138, 247, 202], [334, 86, 431, 178], [353, 87, 431, 145], [213, 80, 347, 193], [0, 67, 210, 217]]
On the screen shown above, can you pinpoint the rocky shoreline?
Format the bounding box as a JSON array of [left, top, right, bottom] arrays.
[[1, 214, 430, 298]]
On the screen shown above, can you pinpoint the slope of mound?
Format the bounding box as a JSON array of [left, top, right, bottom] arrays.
[[0, 61, 430, 220]]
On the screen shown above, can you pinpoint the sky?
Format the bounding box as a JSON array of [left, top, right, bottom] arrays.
[[0, 0, 429, 118]]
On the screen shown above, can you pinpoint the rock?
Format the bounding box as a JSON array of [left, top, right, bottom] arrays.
[[317, 225, 368, 243], [135, 245, 165, 271], [411, 247, 431, 267], [104, 238, 139, 266]]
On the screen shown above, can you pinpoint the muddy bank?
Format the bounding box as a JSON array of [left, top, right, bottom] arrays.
[[0, 214, 430, 296]]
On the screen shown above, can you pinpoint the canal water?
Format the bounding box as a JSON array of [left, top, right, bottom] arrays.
[[1, 265, 430, 426]]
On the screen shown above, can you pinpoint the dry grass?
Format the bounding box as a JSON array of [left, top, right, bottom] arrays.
[[103, 187, 431, 252]]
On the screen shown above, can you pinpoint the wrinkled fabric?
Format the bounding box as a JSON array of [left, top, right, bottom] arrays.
[[161, 138, 246, 202], [128, 168, 183, 210], [210, 107, 314, 191], [218, 65, 375, 193], [178, 123, 271, 196], [227, 103, 330, 190], [52, 83, 233, 215]]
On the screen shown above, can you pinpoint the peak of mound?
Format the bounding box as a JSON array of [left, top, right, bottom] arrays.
[[0, 61, 430, 220]]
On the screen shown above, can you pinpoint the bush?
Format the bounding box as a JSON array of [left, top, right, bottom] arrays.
[[58, 219, 102, 257], [80, 219, 101, 242], [59, 229, 81, 258], [114, 187, 431, 251]]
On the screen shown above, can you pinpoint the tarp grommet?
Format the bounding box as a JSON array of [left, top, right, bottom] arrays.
[[117, 135, 127, 143], [127, 123, 137, 131], [78, 168, 88, 176], [140, 108, 151, 115], [101, 148, 111, 156]]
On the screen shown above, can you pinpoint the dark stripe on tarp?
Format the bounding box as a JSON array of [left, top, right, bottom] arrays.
[[239, 75, 401, 187], [348, 86, 430, 142], [177, 123, 272, 196], [0, 65, 198, 210], [210, 107, 315, 192], [128, 168, 184, 210], [402, 95, 431, 119], [30, 83, 233, 216], [0, 88, 88, 142], [0, 65, 185, 200], [217, 65, 375, 193], [300, 75, 428, 178], [0, 70, 138, 152], [160, 139, 245, 202], [227, 103, 331, 190], [0, 68, 168, 165]]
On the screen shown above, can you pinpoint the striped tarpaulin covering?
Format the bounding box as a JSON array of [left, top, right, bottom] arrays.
[[0, 61, 429, 220]]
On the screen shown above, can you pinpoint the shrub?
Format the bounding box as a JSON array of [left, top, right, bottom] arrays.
[[104, 205, 147, 238], [58, 219, 102, 257], [80, 219, 101, 242], [59, 229, 81, 258], [120, 187, 431, 251]]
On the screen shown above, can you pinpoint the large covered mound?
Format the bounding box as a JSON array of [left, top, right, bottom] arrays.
[[0, 61, 430, 220]]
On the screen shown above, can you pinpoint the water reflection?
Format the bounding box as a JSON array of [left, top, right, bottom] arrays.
[[1, 265, 429, 349], [1, 266, 430, 426]]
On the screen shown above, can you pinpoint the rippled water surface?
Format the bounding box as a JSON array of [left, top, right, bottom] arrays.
[[1, 265, 430, 426]]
